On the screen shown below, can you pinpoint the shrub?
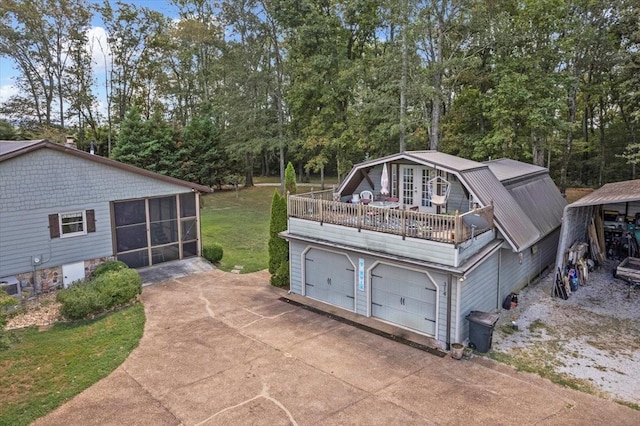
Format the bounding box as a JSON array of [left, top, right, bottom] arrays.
[[284, 161, 297, 195], [0, 289, 19, 350], [94, 269, 142, 306], [270, 261, 290, 288], [93, 260, 128, 277], [203, 243, 224, 263], [56, 268, 142, 320], [56, 282, 108, 320], [268, 191, 288, 276]]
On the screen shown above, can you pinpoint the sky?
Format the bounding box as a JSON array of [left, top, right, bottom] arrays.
[[0, 1, 178, 110]]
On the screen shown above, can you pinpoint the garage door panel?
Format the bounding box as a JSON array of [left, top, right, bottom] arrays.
[[305, 249, 354, 311], [371, 264, 437, 336]]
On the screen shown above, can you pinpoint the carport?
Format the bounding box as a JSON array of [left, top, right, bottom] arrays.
[[555, 179, 640, 289]]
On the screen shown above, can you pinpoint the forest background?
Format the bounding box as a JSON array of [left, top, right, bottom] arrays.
[[1, 0, 639, 192]]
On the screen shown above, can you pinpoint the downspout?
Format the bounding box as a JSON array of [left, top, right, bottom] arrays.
[[446, 274, 452, 350], [496, 249, 502, 310]]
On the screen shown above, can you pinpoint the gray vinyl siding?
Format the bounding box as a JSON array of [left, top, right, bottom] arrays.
[[498, 228, 560, 303], [0, 203, 112, 277], [428, 270, 451, 345], [1, 149, 192, 213], [0, 149, 196, 277], [288, 218, 457, 266], [446, 176, 471, 213], [289, 241, 304, 295], [457, 251, 500, 343]]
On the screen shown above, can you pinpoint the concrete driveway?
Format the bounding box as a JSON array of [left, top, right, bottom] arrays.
[[36, 269, 640, 425]]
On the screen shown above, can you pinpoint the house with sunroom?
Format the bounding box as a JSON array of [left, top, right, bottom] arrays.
[[0, 139, 212, 295], [281, 151, 566, 350]]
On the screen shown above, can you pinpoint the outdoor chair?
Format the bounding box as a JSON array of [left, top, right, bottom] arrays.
[[360, 190, 374, 203]]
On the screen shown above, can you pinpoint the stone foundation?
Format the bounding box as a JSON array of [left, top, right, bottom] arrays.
[[13, 256, 114, 298]]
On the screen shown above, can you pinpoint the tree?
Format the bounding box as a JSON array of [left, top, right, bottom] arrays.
[[97, 1, 169, 122], [179, 103, 231, 188], [0, 0, 93, 127], [413, 0, 473, 151], [284, 161, 297, 195], [268, 191, 288, 287]]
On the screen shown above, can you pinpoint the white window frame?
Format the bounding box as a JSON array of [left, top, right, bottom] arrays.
[[59, 211, 87, 238]]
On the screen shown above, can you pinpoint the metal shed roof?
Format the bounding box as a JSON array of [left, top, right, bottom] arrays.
[[566, 180, 640, 207], [555, 179, 640, 275]]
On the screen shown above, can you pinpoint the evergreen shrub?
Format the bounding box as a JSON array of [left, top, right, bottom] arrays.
[[203, 244, 224, 263], [93, 260, 128, 277]]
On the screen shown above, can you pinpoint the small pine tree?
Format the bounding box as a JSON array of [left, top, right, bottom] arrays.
[[284, 161, 297, 195], [268, 191, 289, 283]]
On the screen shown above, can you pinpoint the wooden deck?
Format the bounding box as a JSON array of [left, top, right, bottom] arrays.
[[287, 190, 494, 245]]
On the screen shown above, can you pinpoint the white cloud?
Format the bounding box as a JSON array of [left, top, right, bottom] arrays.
[[0, 84, 19, 104], [86, 26, 112, 75]]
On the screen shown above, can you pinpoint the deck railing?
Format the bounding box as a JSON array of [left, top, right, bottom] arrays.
[[287, 190, 494, 245]]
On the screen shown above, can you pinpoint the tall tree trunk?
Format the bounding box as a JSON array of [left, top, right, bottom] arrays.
[[598, 96, 606, 186], [560, 81, 578, 194], [244, 152, 254, 187], [430, 72, 442, 151], [399, 0, 408, 153]]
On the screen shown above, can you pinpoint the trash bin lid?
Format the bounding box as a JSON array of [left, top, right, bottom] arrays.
[[466, 310, 500, 326]]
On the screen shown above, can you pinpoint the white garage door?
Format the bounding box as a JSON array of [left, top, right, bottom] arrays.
[[304, 249, 355, 311], [371, 264, 437, 336]]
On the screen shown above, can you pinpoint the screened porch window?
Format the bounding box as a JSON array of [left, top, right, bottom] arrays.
[[113, 193, 199, 268]]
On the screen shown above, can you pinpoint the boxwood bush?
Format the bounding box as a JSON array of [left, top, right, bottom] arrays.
[[92, 260, 128, 277], [203, 243, 224, 263], [56, 268, 142, 320]]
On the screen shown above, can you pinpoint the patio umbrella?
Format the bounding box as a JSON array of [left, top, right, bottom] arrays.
[[380, 163, 389, 195]]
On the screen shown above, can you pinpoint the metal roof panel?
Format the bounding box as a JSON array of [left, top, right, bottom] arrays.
[[567, 180, 640, 207]]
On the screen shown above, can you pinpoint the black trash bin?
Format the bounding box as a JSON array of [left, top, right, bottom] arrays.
[[466, 310, 500, 353]]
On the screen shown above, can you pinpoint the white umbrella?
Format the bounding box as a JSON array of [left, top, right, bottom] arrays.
[[380, 163, 389, 195]]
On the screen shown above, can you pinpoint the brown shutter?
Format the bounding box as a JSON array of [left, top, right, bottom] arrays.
[[49, 214, 60, 238], [86, 209, 96, 233]]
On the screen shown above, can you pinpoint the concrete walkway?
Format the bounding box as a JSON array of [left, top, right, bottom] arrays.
[[35, 269, 640, 425]]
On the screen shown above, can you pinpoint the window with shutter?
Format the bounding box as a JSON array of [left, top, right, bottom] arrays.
[[49, 214, 60, 238], [49, 210, 90, 238]]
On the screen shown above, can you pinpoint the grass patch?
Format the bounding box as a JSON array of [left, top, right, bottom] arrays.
[[0, 303, 145, 426], [528, 319, 554, 334], [489, 348, 599, 396], [201, 186, 276, 273], [499, 324, 517, 335], [616, 400, 640, 411], [253, 175, 340, 185]]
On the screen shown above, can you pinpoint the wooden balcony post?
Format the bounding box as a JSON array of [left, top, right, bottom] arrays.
[[454, 211, 462, 244]]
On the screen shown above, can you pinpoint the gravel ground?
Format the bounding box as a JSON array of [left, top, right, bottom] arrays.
[[4, 293, 61, 330], [492, 260, 640, 406]]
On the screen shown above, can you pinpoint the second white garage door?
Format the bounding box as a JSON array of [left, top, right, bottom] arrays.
[[371, 264, 437, 336]]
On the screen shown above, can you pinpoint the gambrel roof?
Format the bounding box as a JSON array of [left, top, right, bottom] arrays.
[[339, 151, 566, 253]]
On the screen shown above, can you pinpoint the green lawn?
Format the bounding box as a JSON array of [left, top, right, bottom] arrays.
[[201, 186, 277, 273], [253, 175, 340, 185], [0, 303, 145, 426]]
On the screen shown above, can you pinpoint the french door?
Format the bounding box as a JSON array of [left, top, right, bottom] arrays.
[[400, 166, 434, 213]]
